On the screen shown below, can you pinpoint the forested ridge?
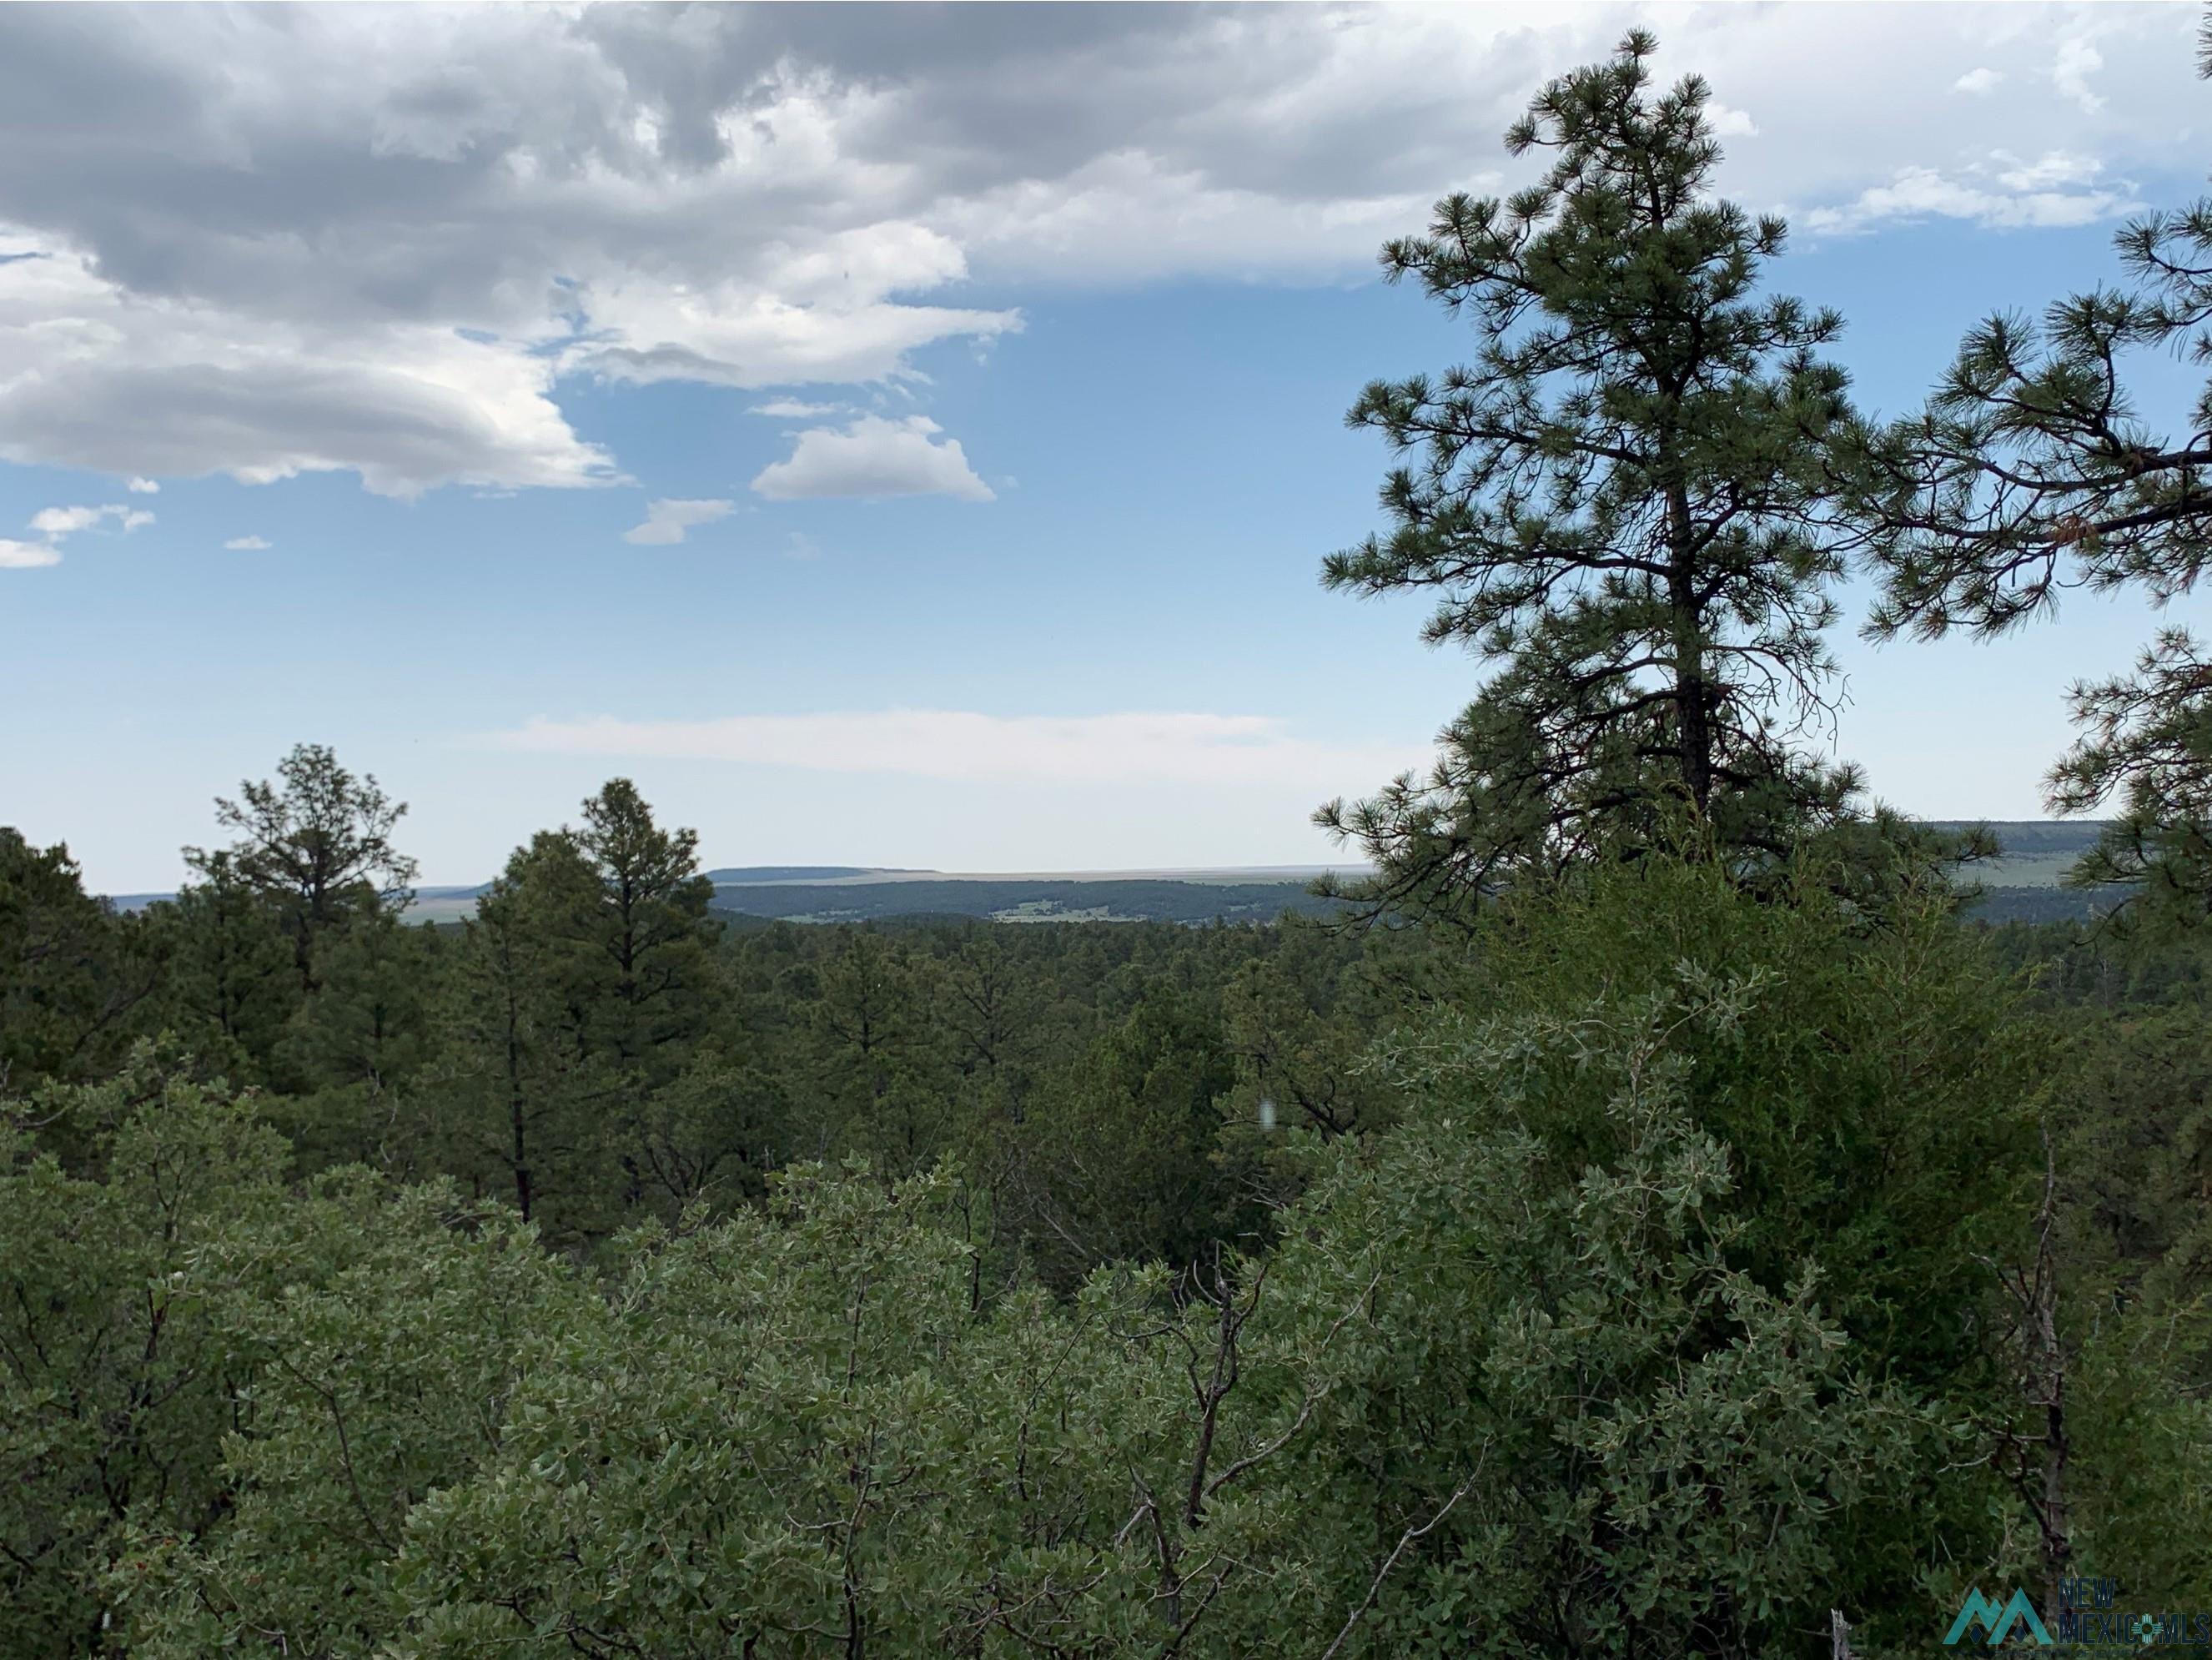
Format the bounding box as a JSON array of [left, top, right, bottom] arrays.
[[8, 28, 2212, 1658]]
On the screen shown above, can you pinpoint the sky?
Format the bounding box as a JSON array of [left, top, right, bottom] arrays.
[[3, 2, 2209, 892]]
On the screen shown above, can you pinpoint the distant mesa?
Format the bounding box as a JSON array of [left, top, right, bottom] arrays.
[[98, 824, 2123, 927], [704, 866, 931, 884]]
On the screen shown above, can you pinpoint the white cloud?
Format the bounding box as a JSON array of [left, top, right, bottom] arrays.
[[750, 398, 851, 419], [751, 415, 992, 501], [2053, 35, 2104, 114], [125, 475, 158, 494], [224, 535, 272, 551], [485, 708, 1420, 789], [5, 499, 151, 569], [1804, 158, 2131, 234], [0, 3, 2197, 500], [30, 505, 117, 537], [1994, 150, 2104, 192], [621, 497, 735, 545], [1707, 101, 1757, 137], [564, 269, 1020, 392], [0, 231, 620, 497]]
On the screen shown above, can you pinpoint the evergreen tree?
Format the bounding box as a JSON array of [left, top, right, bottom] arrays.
[[141, 851, 296, 1084], [282, 911, 437, 1099], [571, 778, 721, 1078], [1319, 32, 1871, 920], [1860, 28, 2212, 917], [1012, 983, 1239, 1285], [271, 912, 443, 1175], [0, 829, 157, 1094], [427, 833, 611, 1238], [795, 927, 952, 1175], [189, 744, 418, 988]]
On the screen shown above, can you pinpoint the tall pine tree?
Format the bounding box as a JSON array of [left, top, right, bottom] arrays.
[[1320, 32, 1874, 920], [571, 778, 721, 1079], [189, 744, 418, 988], [430, 832, 611, 1236]]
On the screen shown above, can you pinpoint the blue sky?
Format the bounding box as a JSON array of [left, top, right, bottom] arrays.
[[3, 3, 2207, 890]]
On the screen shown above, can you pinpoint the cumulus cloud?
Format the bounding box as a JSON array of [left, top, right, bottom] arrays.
[[1994, 150, 2105, 191], [0, 538, 59, 569], [1804, 154, 2131, 234], [125, 475, 158, 494], [224, 535, 272, 551], [751, 415, 992, 501], [622, 497, 736, 545], [2053, 35, 2105, 113], [485, 708, 1420, 789], [1707, 101, 1757, 137], [30, 503, 148, 537], [0, 231, 619, 496], [0, 4, 2197, 499], [4, 499, 153, 570]]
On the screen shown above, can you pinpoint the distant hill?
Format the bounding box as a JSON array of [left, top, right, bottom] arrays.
[[106, 882, 490, 921], [1928, 820, 2119, 924], [707, 878, 1339, 926], [701, 866, 928, 884], [97, 825, 2130, 928], [1936, 820, 2107, 888]]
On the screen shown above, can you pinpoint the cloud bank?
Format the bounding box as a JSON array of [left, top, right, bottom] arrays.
[[0, 4, 2195, 500], [485, 708, 1420, 790]]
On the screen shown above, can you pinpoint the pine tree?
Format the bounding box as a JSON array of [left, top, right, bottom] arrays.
[[189, 744, 418, 988], [0, 829, 156, 1093], [143, 850, 297, 1082], [571, 778, 721, 1078], [1319, 31, 1872, 920], [1861, 24, 2212, 917], [430, 833, 611, 1235]]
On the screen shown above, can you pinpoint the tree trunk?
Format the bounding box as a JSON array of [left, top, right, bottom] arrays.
[[2030, 1134, 2072, 1617], [1667, 484, 1714, 815]]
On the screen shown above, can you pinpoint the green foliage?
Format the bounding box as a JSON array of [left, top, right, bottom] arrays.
[[10, 968, 1961, 1659], [2029, 936, 2212, 1601], [570, 778, 721, 1079], [10, 789, 2212, 1652], [1320, 31, 1873, 916], [0, 1063, 294, 1657], [0, 829, 155, 1097], [420, 833, 621, 1240], [1004, 980, 1242, 1288], [137, 852, 295, 1085], [2046, 630, 2212, 921], [1859, 46, 2212, 918], [1465, 863, 2038, 1386], [117, 1184, 586, 1660], [187, 743, 419, 990], [1264, 974, 1926, 1657]]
